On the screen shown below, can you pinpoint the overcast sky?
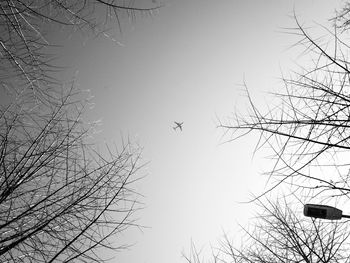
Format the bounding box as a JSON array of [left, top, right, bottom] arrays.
[[52, 1, 343, 262]]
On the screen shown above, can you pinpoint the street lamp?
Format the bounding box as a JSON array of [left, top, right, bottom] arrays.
[[304, 204, 350, 220]]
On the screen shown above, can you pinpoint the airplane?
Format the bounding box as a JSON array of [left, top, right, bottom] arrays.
[[173, 121, 183, 131]]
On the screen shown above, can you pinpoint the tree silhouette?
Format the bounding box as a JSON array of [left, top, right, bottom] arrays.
[[185, 4, 350, 263], [184, 199, 350, 263], [0, 0, 161, 104], [218, 15, 350, 202], [0, 86, 145, 262]]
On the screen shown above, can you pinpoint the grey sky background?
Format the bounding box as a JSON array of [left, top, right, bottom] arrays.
[[49, 1, 343, 262]]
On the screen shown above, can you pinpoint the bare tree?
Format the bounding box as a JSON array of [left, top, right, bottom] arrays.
[[183, 199, 350, 263], [332, 1, 350, 32], [0, 1, 157, 262], [0, 85, 145, 262], [185, 4, 350, 263], [0, 0, 161, 103], [218, 13, 350, 202]]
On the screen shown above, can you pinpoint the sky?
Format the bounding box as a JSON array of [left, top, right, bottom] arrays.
[[50, 1, 343, 262]]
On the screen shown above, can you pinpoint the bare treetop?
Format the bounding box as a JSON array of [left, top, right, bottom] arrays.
[[218, 16, 350, 202], [0, 0, 161, 102]]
